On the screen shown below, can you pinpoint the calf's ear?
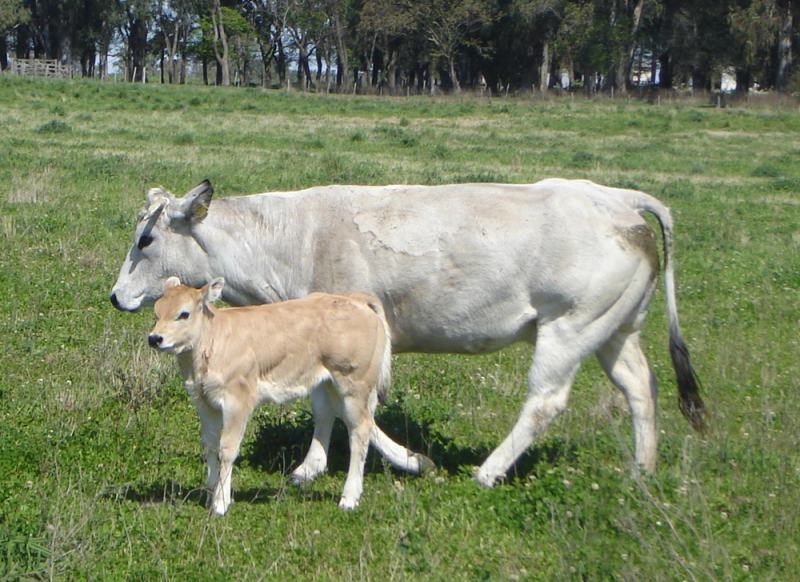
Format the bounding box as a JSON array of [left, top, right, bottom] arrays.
[[172, 179, 213, 223], [204, 277, 225, 304], [164, 276, 181, 290]]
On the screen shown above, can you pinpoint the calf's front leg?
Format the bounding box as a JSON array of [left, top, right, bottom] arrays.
[[193, 396, 223, 506], [211, 396, 252, 516]]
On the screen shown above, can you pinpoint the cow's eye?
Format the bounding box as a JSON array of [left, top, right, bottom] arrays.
[[138, 235, 154, 250], [177, 311, 190, 320]]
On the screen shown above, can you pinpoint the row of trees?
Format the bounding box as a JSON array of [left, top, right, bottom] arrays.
[[1, 0, 798, 94]]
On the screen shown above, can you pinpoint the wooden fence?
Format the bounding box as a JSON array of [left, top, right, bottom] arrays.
[[9, 59, 72, 79]]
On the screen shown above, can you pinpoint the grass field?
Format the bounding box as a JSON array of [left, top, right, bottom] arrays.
[[1, 76, 798, 580]]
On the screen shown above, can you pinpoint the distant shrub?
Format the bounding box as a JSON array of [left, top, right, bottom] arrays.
[[570, 151, 596, 167], [453, 171, 507, 183], [189, 96, 203, 106], [751, 163, 782, 178], [349, 131, 365, 142], [173, 133, 194, 145], [660, 179, 695, 199], [37, 120, 71, 134], [431, 144, 449, 159]]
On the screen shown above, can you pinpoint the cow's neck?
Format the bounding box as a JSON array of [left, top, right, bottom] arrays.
[[193, 195, 314, 305]]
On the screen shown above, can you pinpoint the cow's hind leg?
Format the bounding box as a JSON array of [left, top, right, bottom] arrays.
[[370, 425, 435, 474], [292, 382, 336, 485], [476, 322, 585, 487], [596, 330, 658, 472]]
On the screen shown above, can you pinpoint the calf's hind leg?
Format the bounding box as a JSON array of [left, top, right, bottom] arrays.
[[338, 391, 373, 510]]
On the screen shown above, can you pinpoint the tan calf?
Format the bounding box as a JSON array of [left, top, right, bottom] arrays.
[[148, 277, 431, 514]]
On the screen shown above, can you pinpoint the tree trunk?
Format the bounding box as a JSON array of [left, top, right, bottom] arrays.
[[448, 56, 461, 93], [331, 9, 351, 90], [257, 37, 273, 87], [776, 0, 793, 90], [276, 37, 287, 84], [658, 0, 676, 89], [128, 15, 147, 82], [298, 43, 308, 90], [0, 36, 8, 71], [539, 40, 550, 92], [211, 0, 230, 86], [735, 69, 751, 94]]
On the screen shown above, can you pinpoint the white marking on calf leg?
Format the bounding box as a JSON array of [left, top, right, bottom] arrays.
[[337, 393, 373, 510], [597, 331, 658, 473], [476, 326, 583, 487], [292, 383, 335, 484], [212, 397, 252, 516], [193, 396, 223, 505]]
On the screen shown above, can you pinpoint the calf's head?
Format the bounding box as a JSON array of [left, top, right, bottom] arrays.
[[148, 277, 225, 353], [110, 180, 214, 312]]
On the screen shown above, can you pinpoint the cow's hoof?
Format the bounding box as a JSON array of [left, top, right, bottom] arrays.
[[338, 497, 360, 511]]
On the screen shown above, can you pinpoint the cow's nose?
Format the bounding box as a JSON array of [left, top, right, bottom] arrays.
[[148, 334, 163, 348], [110, 292, 121, 310]]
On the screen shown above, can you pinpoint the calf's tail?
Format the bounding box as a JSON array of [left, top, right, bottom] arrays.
[[625, 190, 708, 433], [349, 294, 392, 404], [369, 299, 393, 404]]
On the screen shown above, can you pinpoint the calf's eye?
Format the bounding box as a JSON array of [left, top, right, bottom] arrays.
[[178, 311, 190, 320], [137, 235, 154, 250]]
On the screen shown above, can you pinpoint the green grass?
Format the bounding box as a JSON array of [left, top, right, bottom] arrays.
[[1, 77, 799, 580]]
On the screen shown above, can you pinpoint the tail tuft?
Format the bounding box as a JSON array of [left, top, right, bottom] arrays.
[[669, 332, 707, 433]]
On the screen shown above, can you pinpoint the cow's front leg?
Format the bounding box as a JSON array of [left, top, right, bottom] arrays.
[[292, 382, 335, 484]]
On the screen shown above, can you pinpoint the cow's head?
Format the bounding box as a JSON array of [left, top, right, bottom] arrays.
[[110, 180, 214, 311], [148, 276, 224, 353]]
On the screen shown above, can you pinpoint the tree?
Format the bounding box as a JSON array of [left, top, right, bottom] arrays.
[[211, 0, 230, 85], [155, 0, 197, 83], [360, 0, 414, 90], [409, 0, 495, 92], [0, 0, 29, 69]]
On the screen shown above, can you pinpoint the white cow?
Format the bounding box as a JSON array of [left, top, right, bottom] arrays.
[[112, 179, 706, 485], [149, 278, 422, 513]]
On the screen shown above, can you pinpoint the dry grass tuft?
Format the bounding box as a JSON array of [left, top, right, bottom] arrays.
[[9, 167, 55, 203]]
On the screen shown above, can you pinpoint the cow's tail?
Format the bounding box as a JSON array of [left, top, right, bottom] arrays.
[[624, 190, 707, 433]]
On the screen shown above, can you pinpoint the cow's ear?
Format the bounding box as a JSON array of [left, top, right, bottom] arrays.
[[164, 276, 181, 290], [174, 179, 213, 223], [147, 186, 169, 205], [203, 277, 225, 305]]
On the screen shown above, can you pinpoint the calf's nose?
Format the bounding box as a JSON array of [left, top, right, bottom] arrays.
[[110, 292, 121, 310], [148, 334, 163, 348]]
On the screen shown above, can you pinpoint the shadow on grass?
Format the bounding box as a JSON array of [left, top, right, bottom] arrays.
[[244, 402, 577, 480], [100, 480, 208, 506], [107, 403, 576, 509], [101, 479, 287, 508]]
